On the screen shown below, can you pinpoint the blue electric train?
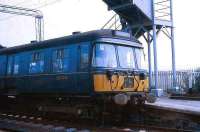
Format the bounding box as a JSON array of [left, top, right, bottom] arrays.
[[0, 30, 149, 116]]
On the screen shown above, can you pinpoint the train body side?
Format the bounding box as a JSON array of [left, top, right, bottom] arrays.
[[0, 42, 93, 96]]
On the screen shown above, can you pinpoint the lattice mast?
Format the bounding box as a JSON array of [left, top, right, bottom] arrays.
[[0, 4, 44, 41]]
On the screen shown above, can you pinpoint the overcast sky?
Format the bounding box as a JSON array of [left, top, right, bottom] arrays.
[[0, 0, 199, 70]]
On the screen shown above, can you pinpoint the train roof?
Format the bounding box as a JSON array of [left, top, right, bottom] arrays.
[[0, 29, 140, 55]]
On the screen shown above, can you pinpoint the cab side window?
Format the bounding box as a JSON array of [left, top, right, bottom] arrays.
[[80, 45, 89, 71], [29, 52, 44, 74]]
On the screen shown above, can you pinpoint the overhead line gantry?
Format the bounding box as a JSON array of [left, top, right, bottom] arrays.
[[0, 4, 44, 42]]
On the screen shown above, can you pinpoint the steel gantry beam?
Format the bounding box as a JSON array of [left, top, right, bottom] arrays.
[[0, 4, 44, 41]]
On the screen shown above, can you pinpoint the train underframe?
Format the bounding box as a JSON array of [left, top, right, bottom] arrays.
[[0, 92, 152, 122]]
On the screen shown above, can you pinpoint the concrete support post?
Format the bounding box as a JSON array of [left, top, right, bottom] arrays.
[[153, 25, 158, 96], [147, 32, 152, 90]]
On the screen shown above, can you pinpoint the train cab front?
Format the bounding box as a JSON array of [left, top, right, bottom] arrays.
[[91, 34, 149, 106]]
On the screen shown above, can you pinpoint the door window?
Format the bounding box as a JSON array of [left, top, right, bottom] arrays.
[[29, 52, 44, 73], [53, 48, 69, 72]]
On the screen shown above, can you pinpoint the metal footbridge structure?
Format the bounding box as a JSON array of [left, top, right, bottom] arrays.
[[102, 0, 176, 95]]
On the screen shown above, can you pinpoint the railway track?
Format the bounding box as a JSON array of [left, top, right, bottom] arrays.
[[0, 116, 184, 132], [0, 113, 93, 132], [0, 104, 199, 132]]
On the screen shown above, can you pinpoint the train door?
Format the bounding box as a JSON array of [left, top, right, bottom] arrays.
[[5, 55, 19, 95], [77, 43, 91, 94], [5, 56, 14, 93], [51, 46, 78, 93]]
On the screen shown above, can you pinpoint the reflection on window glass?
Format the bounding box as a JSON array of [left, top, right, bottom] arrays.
[[13, 56, 20, 75], [14, 64, 19, 74], [53, 48, 69, 72], [118, 46, 135, 68], [7, 56, 20, 75], [135, 48, 146, 69], [7, 56, 13, 75], [93, 44, 117, 68], [29, 52, 44, 73], [80, 45, 89, 70]]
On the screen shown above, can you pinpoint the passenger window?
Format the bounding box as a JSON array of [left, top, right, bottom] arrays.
[[7, 55, 21, 75], [13, 56, 20, 75], [80, 45, 89, 70], [29, 52, 44, 74], [53, 48, 69, 72]]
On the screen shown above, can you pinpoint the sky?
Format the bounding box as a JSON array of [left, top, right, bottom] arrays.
[[0, 0, 199, 70]]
